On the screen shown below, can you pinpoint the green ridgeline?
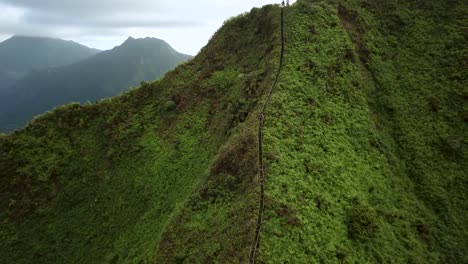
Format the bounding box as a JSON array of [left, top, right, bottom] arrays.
[[0, 5, 281, 263], [258, 0, 467, 263], [0, 0, 466, 263]]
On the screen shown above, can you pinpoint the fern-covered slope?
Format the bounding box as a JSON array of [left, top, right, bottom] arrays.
[[0, 0, 466, 263], [0, 5, 280, 263], [259, 0, 467, 263]]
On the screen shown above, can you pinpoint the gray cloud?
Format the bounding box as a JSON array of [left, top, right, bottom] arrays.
[[0, 0, 197, 32], [23, 12, 199, 28], [0, 0, 293, 54], [0, 0, 163, 15]]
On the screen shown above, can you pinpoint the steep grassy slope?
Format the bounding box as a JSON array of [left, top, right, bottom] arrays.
[[0, 5, 280, 264], [0, 37, 191, 133], [0, 0, 466, 263], [258, 0, 467, 263], [151, 7, 282, 262]]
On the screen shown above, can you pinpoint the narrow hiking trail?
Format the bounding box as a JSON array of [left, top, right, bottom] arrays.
[[249, 5, 286, 263]]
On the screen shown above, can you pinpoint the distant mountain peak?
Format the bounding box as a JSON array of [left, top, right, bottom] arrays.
[[0, 34, 191, 132], [11, 35, 50, 39], [0, 35, 101, 81], [3, 35, 99, 50], [122, 36, 165, 45], [10, 35, 42, 39], [117, 37, 175, 54], [8, 35, 65, 43]]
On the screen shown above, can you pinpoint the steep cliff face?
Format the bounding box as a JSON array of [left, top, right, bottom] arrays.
[[0, 0, 466, 263]]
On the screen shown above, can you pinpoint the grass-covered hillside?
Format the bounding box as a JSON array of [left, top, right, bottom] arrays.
[[0, 0, 466, 263], [0, 5, 281, 263], [259, 0, 467, 263]]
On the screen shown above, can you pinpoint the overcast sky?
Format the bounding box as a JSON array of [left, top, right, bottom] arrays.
[[0, 0, 296, 55]]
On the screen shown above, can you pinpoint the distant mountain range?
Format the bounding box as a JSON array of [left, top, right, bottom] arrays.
[[0, 35, 100, 88], [0, 36, 191, 132]]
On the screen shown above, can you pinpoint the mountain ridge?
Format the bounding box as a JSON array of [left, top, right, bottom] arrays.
[[0, 37, 191, 132], [8, 35, 101, 53], [0, 35, 100, 81], [0, 0, 466, 263]]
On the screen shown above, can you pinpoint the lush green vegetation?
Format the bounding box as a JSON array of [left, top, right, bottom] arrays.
[[0, 0, 466, 263], [0, 37, 191, 133], [0, 5, 280, 263], [259, 0, 467, 263]]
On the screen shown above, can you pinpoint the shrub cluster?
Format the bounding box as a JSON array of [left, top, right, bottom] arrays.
[[347, 205, 380, 241]]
